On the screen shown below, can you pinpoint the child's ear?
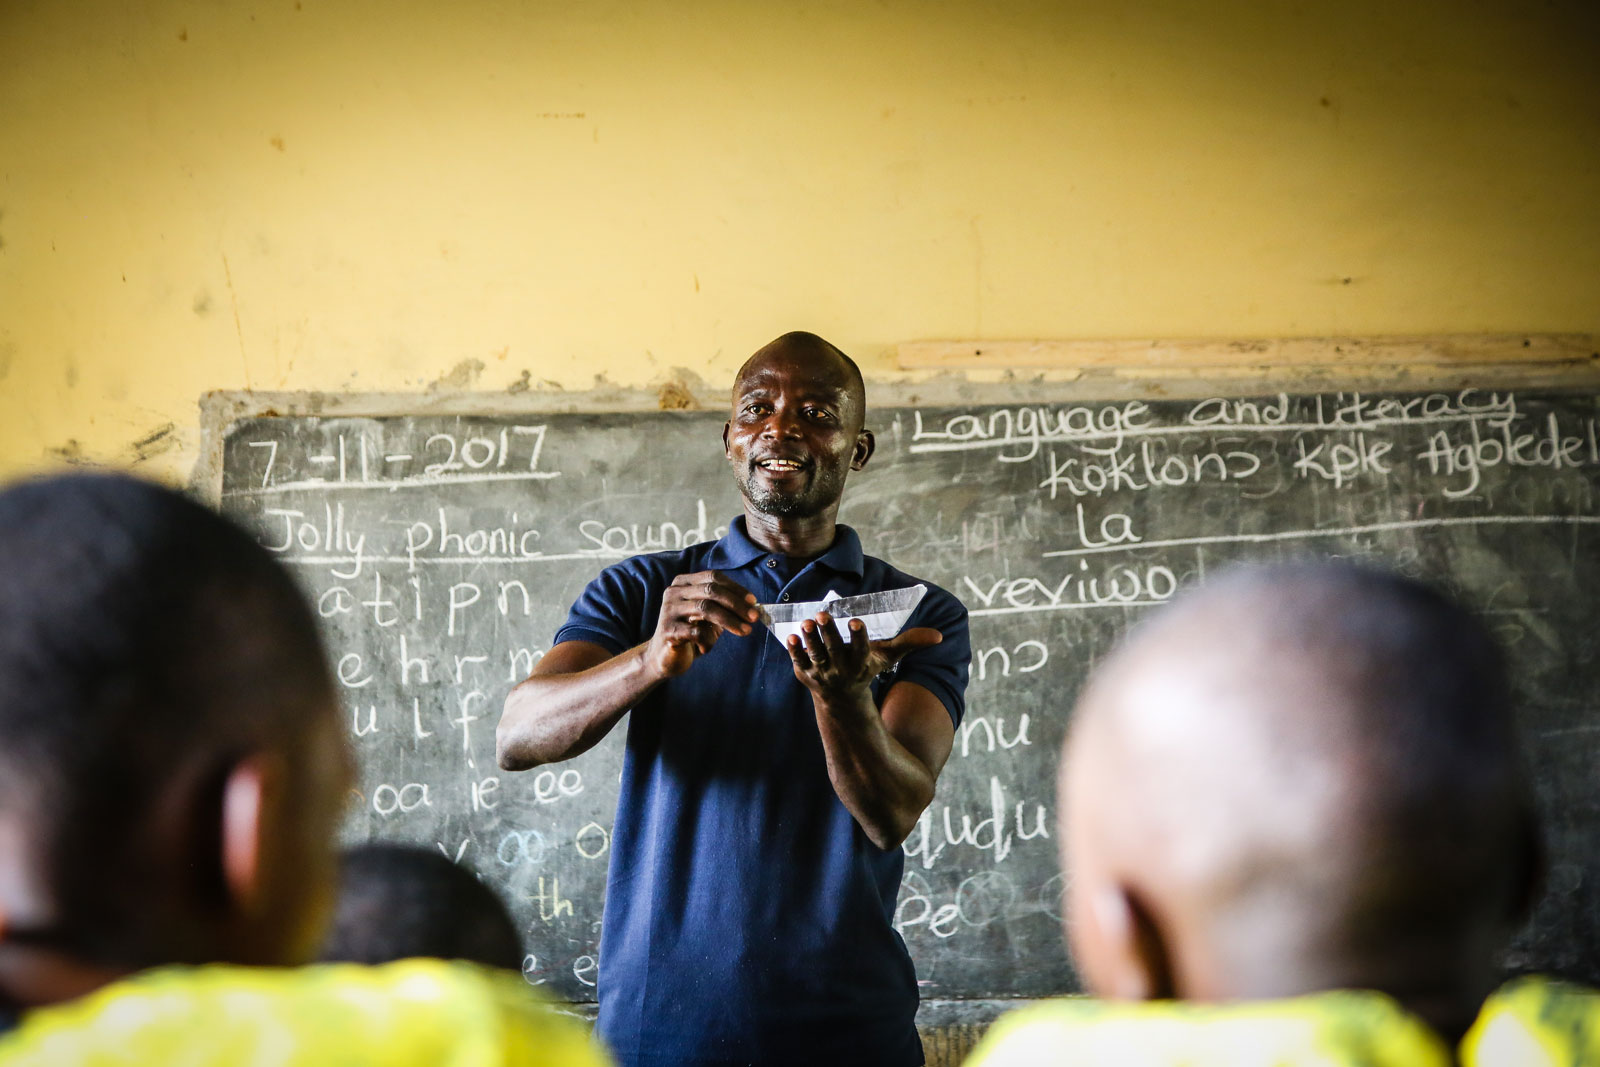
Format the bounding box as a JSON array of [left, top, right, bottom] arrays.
[[1090, 885, 1175, 1000], [220, 753, 284, 917]]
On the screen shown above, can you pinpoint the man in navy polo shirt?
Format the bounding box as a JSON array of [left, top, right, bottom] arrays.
[[497, 332, 971, 1067]]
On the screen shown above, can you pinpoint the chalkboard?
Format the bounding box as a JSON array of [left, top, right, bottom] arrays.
[[216, 387, 1600, 1017]]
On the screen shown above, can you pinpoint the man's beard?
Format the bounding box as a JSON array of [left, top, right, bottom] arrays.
[[736, 462, 845, 518], [744, 482, 821, 517]]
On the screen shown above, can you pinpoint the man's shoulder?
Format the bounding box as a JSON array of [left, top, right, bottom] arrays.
[[557, 540, 727, 647], [0, 960, 610, 1066]]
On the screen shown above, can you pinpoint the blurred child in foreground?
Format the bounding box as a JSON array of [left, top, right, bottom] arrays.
[[968, 562, 1598, 1067], [0, 474, 609, 1066]]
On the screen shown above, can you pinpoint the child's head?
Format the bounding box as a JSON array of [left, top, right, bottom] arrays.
[[0, 474, 352, 993], [1061, 561, 1539, 1039], [320, 843, 524, 971]]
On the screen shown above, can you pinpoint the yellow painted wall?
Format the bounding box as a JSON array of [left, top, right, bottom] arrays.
[[2, 0, 1597, 484]]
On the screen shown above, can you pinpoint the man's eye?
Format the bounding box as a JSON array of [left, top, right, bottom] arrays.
[[807, 409, 836, 422]]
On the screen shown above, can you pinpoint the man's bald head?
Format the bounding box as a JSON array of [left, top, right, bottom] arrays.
[[1062, 562, 1536, 1038], [734, 332, 866, 431]]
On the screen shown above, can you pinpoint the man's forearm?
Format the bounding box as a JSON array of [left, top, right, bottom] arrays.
[[496, 643, 661, 771], [812, 688, 937, 851]]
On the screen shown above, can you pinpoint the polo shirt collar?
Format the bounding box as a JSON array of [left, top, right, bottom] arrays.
[[707, 516, 866, 579], [705, 517, 767, 570]]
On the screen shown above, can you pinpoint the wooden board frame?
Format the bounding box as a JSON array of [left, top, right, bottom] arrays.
[[897, 333, 1600, 373], [198, 333, 1600, 504]]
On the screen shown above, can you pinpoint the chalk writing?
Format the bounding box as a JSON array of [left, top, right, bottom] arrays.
[[372, 782, 432, 817], [903, 778, 1050, 869], [225, 425, 560, 495], [955, 715, 1033, 758], [972, 640, 1049, 681], [960, 563, 1179, 616], [576, 499, 725, 554]]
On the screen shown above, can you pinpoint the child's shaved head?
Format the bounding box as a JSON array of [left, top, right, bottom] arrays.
[[1062, 562, 1537, 1042], [0, 474, 349, 976]]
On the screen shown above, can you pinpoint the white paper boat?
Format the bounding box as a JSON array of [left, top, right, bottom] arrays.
[[759, 584, 928, 647]]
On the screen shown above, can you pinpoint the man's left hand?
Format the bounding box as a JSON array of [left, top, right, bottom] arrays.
[[786, 611, 943, 699]]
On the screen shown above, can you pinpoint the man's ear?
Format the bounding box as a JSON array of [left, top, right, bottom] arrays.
[[1087, 885, 1174, 1000], [220, 753, 284, 917], [722, 421, 731, 457], [851, 428, 875, 471]]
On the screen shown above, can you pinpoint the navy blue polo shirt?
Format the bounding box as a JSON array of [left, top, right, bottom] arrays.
[[554, 518, 970, 1067]]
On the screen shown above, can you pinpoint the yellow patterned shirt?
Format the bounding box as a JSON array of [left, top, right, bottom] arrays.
[[964, 978, 1600, 1067], [963, 988, 1453, 1067], [1464, 976, 1600, 1066], [0, 959, 612, 1067]]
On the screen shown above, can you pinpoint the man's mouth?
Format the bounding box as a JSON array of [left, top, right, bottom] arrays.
[[756, 457, 808, 473]]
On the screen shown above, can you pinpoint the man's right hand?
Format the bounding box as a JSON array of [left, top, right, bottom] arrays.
[[647, 570, 761, 679], [499, 570, 761, 770]]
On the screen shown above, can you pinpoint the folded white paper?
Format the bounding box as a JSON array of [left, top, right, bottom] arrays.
[[759, 584, 927, 647]]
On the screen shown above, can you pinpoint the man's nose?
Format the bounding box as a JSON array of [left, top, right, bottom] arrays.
[[760, 408, 803, 439]]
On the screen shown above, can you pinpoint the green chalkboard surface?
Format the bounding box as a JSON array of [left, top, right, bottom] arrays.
[[218, 387, 1600, 1022]]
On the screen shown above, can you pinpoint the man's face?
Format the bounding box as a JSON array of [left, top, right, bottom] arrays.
[[723, 348, 872, 519]]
